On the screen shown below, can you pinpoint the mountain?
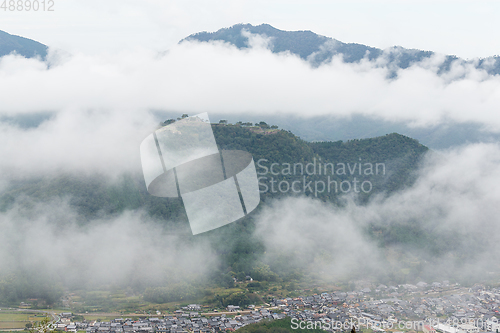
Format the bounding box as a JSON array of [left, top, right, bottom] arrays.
[[182, 23, 500, 75], [0, 123, 430, 305], [1, 124, 428, 222], [183, 23, 333, 61], [176, 112, 500, 150], [0, 29, 48, 59], [178, 24, 500, 149], [1, 121, 493, 308]]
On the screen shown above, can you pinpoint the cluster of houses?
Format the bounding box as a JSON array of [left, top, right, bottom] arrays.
[[55, 308, 285, 333], [269, 282, 499, 333], [54, 281, 499, 333]]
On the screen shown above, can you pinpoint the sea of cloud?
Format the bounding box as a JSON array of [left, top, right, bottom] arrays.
[[1, 32, 500, 287]]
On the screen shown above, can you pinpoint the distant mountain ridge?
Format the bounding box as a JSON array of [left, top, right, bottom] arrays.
[[180, 24, 500, 148], [0, 29, 48, 59], [1, 25, 499, 149], [182, 23, 500, 75]]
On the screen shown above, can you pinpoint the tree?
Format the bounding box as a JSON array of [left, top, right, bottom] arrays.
[[286, 282, 297, 291], [219, 120, 228, 124], [29, 316, 54, 333], [252, 263, 278, 281], [257, 121, 269, 129], [181, 114, 189, 119], [237, 272, 246, 281]]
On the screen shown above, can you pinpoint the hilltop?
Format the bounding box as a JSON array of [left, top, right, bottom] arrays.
[[1, 122, 428, 220]]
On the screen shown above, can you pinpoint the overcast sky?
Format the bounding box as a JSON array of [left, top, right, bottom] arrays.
[[2, 0, 500, 59]]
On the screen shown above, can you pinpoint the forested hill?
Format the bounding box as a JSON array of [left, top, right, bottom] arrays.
[[182, 23, 500, 75], [213, 124, 427, 204], [0, 123, 430, 306], [0, 123, 429, 225], [0, 29, 48, 59]]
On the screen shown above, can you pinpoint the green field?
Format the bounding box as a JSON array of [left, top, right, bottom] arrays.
[[0, 314, 29, 322], [0, 321, 26, 329], [0, 312, 46, 330]]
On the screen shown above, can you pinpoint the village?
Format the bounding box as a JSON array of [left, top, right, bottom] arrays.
[[51, 282, 500, 333]]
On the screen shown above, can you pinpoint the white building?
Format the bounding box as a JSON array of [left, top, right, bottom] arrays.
[[435, 323, 459, 333], [458, 324, 479, 333], [485, 319, 500, 332]]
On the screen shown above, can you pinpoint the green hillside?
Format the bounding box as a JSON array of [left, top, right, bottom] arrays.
[[0, 122, 430, 306], [0, 124, 427, 221]]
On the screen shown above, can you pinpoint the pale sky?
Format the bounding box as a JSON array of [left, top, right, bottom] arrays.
[[1, 0, 500, 59]]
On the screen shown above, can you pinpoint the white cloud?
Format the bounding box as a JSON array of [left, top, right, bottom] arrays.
[[0, 198, 216, 287], [2, 39, 500, 177], [254, 143, 500, 282]]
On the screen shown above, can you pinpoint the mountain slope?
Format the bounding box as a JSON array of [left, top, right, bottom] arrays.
[[0, 125, 428, 221], [0, 123, 431, 305], [0, 29, 48, 59], [183, 23, 332, 60], [182, 23, 498, 75], [179, 24, 500, 148]]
